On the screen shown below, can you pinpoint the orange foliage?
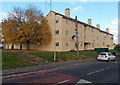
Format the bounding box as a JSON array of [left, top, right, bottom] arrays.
[[2, 6, 51, 45]]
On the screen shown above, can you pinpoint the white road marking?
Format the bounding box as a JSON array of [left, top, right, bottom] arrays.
[[87, 68, 109, 75], [75, 79, 92, 85], [53, 80, 70, 85], [1, 69, 52, 79], [51, 67, 64, 70]]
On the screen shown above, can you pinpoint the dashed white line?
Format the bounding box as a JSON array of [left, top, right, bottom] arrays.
[[53, 80, 70, 85], [87, 68, 109, 75], [51, 67, 64, 70]]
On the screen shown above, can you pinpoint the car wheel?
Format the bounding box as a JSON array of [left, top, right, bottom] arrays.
[[107, 58, 110, 62], [113, 58, 116, 61]]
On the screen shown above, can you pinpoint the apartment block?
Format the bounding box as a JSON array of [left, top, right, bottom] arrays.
[[3, 8, 114, 51], [44, 8, 114, 51]]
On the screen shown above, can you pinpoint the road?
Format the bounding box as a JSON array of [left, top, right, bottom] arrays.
[[2, 59, 120, 85]]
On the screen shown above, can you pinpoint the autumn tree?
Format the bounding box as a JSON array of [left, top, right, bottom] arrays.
[[2, 5, 51, 50]]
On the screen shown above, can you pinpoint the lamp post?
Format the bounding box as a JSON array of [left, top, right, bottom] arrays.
[[53, 12, 57, 61], [75, 16, 79, 57]]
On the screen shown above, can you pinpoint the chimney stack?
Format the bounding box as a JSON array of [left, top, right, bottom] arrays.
[[65, 8, 70, 17], [106, 28, 109, 33], [88, 19, 92, 25], [96, 24, 100, 29]]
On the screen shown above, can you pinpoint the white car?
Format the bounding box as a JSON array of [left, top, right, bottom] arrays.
[[97, 52, 116, 62]]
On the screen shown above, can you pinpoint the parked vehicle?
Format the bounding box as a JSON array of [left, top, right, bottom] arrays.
[[97, 52, 116, 62]]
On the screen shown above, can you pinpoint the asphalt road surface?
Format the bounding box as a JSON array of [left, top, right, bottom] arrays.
[[2, 59, 120, 85]]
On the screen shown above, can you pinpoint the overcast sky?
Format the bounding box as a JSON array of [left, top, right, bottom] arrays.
[[0, 0, 119, 44]]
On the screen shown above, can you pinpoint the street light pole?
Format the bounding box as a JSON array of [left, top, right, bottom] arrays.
[[75, 16, 79, 57], [54, 13, 57, 61]]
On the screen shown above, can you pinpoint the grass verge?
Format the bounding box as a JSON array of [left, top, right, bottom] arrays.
[[28, 51, 98, 62], [2, 51, 37, 70]]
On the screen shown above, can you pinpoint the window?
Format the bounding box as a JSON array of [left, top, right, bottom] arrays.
[[55, 42, 59, 46], [97, 36, 99, 40], [91, 28, 94, 32], [108, 53, 113, 56], [55, 30, 59, 34], [55, 19, 59, 23], [89, 27, 91, 30], [66, 19, 68, 23], [108, 53, 110, 56], [88, 34, 91, 38], [79, 43, 82, 46], [66, 30, 69, 35], [88, 35, 94, 39], [66, 42, 69, 47], [99, 53, 106, 56], [80, 43, 82, 46], [92, 43, 94, 47], [91, 35, 94, 39], [80, 24, 82, 28]]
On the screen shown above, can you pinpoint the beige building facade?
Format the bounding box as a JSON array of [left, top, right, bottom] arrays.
[[44, 8, 114, 51], [3, 8, 114, 51]]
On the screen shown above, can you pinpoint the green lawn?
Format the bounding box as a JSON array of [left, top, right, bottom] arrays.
[[109, 49, 119, 53], [2, 51, 36, 70], [28, 51, 98, 62], [2, 50, 98, 69]]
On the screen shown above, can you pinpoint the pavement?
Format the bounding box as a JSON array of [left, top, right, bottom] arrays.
[[2, 58, 97, 76]]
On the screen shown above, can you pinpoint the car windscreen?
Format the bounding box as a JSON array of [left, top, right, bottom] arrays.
[[99, 53, 106, 55]]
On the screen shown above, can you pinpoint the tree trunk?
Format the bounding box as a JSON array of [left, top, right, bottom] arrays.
[[20, 43, 22, 50], [27, 40, 30, 50], [27, 44, 30, 50], [11, 44, 14, 50]]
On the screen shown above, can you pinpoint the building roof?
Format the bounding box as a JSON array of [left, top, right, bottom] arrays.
[[47, 10, 113, 36]]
